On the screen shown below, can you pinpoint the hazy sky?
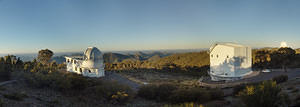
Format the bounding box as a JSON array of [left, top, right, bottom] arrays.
[[0, 0, 300, 54]]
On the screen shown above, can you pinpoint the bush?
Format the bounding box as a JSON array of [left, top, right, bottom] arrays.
[[169, 87, 211, 104], [233, 82, 260, 96], [0, 86, 6, 91], [138, 84, 224, 104], [291, 88, 299, 93], [24, 71, 89, 92], [0, 98, 3, 107], [238, 80, 290, 107], [233, 84, 247, 96], [272, 75, 288, 84], [3, 92, 28, 101], [138, 83, 177, 102], [92, 80, 134, 104], [137, 84, 158, 100], [163, 102, 204, 107], [209, 88, 224, 100], [0, 66, 10, 82], [294, 94, 300, 106]]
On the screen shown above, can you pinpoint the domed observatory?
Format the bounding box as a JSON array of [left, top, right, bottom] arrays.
[[65, 47, 105, 77], [209, 43, 252, 81]]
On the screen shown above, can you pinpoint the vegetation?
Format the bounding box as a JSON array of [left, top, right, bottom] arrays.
[[138, 83, 223, 104], [106, 51, 210, 79], [91, 81, 134, 104], [138, 83, 178, 101], [233, 82, 260, 96], [253, 47, 300, 70], [294, 94, 300, 106], [0, 55, 24, 82], [271, 48, 296, 72], [3, 92, 28, 101], [163, 102, 204, 107], [0, 98, 3, 107], [238, 81, 290, 107], [37, 49, 54, 65], [106, 51, 209, 70], [272, 75, 288, 84]]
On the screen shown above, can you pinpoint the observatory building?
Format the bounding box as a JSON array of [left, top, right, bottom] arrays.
[[209, 43, 252, 81], [65, 47, 105, 77]]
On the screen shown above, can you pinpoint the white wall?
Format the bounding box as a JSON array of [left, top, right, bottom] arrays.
[[65, 57, 105, 78], [210, 45, 235, 76], [210, 44, 252, 81]]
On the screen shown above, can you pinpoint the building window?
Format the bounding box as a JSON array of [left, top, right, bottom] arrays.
[[216, 55, 219, 58], [227, 55, 229, 58], [75, 67, 77, 71], [88, 70, 91, 73], [211, 55, 213, 58], [80, 68, 82, 73]]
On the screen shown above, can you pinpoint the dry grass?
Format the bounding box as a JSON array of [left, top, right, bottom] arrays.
[[119, 71, 200, 86]]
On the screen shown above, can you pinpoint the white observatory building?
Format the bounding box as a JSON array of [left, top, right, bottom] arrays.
[[65, 47, 105, 77], [209, 43, 252, 81]]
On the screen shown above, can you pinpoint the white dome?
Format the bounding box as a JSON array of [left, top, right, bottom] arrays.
[[280, 41, 287, 48], [81, 47, 103, 69]]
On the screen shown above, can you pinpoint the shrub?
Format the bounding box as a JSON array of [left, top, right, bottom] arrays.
[[238, 80, 290, 107], [0, 65, 10, 82], [233, 84, 247, 96], [137, 84, 159, 100], [163, 102, 204, 107], [0, 98, 3, 107], [24, 71, 89, 92], [111, 91, 131, 104], [209, 88, 224, 100], [233, 82, 260, 96], [156, 84, 178, 101], [3, 92, 28, 101], [138, 83, 177, 102], [291, 88, 299, 93], [295, 94, 300, 106], [169, 87, 211, 104], [272, 75, 288, 84], [138, 84, 223, 104], [0, 86, 6, 91], [92, 80, 133, 104], [48, 99, 60, 107]]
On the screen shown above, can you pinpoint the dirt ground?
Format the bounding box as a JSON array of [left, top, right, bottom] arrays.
[[118, 71, 201, 87]]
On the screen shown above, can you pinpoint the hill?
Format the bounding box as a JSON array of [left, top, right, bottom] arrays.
[[106, 51, 210, 71], [103, 52, 136, 63], [296, 48, 300, 54], [51, 51, 172, 64]]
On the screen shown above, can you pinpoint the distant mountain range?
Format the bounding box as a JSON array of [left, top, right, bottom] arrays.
[[8, 49, 206, 63]]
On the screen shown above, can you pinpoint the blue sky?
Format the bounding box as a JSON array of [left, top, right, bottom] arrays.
[[0, 0, 300, 54]]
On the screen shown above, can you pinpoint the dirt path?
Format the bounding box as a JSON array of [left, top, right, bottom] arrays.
[[0, 80, 17, 86], [104, 72, 141, 91]]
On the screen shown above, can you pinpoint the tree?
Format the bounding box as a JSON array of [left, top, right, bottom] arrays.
[[253, 50, 272, 69], [271, 48, 296, 72], [238, 81, 290, 107], [37, 49, 54, 65]]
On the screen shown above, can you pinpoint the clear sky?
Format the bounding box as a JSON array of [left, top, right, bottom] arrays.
[[0, 0, 300, 54]]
